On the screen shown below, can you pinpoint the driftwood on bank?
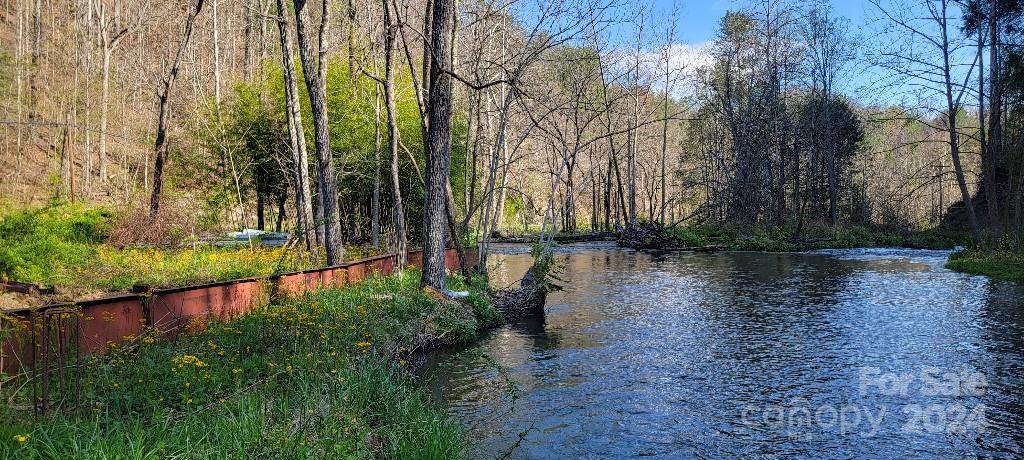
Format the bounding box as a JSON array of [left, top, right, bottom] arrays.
[[617, 222, 726, 252], [490, 231, 617, 244], [616, 221, 677, 249]]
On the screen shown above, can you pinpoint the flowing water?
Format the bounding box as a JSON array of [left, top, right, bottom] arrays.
[[422, 243, 1024, 459]]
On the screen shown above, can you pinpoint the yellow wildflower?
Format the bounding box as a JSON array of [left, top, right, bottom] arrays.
[[13, 434, 29, 443]]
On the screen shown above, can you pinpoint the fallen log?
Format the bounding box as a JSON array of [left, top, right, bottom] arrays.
[[490, 267, 547, 321]]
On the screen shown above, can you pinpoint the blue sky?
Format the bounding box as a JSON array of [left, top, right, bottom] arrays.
[[506, 0, 978, 106], [604, 0, 979, 107], [669, 0, 874, 44]]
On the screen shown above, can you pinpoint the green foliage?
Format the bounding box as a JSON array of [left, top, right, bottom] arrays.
[[946, 249, 1024, 283], [0, 203, 112, 285], [0, 205, 395, 294], [529, 242, 565, 292], [449, 273, 504, 328], [1, 271, 494, 458]]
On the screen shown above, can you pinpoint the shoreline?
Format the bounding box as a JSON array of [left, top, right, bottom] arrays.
[[1, 270, 507, 458]]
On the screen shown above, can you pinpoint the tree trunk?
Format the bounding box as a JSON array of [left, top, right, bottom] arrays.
[[382, 0, 407, 267], [294, 0, 344, 264], [275, 0, 317, 249], [987, 0, 1003, 241], [100, 46, 112, 184], [257, 191, 266, 230], [371, 86, 382, 248], [212, 0, 222, 105], [150, 0, 206, 216], [421, 0, 454, 289]]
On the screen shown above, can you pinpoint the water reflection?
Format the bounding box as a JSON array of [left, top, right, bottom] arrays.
[[422, 243, 1024, 458]]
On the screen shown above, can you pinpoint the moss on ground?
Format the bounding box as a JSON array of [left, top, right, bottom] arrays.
[[946, 249, 1024, 284]]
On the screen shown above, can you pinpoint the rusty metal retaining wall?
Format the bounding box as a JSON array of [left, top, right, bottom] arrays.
[[0, 247, 475, 376]]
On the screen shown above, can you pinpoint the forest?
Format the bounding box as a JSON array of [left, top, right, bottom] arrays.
[[1, 0, 1023, 278], [1, 0, 1024, 457]]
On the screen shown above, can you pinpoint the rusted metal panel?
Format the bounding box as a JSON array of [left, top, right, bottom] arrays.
[[79, 298, 145, 354], [274, 272, 306, 298], [0, 246, 479, 376], [1, 314, 33, 375], [407, 250, 424, 267], [444, 249, 458, 269], [148, 280, 268, 337], [346, 262, 367, 284]]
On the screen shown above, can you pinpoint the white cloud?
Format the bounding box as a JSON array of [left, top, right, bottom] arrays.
[[640, 41, 715, 99]]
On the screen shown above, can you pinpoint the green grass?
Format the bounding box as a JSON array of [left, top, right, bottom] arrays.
[[0, 202, 112, 285], [0, 202, 383, 295], [946, 249, 1024, 283], [0, 271, 502, 458]]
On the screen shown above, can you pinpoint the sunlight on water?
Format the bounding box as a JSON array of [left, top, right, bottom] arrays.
[[422, 243, 1024, 458]]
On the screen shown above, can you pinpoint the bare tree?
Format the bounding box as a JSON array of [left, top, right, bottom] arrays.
[[867, 0, 982, 241], [381, 0, 408, 267], [150, 0, 206, 216]]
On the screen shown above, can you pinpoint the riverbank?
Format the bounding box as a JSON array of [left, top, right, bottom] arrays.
[[617, 222, 966, 252], [945, 249, 1024, 283], [0, 271, 502, 458]]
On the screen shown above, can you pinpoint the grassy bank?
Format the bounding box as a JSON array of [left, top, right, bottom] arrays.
[[946, 249, 1024, 283], [0, 202, 379, 300], [660, 223, 965, 252], [0, 271, 502, 458]]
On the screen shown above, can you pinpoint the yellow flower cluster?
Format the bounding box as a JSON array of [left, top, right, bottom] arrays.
[[171, 354, 208, 368]]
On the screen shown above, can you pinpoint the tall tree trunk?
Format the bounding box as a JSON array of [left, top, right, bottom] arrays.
[[150, 0, 206, 215], [294, 0, 344, 264], [421, 0, 454, 289], [987, 0, 1003, 241], [371, 84, 382, 248], [381, 0, 407, 266], [100, 47, 111, 183], [276, 0, 317, 249], [28, 0, 41, 123], [213, 0, 223, 105], [257, 191, 266, 230]]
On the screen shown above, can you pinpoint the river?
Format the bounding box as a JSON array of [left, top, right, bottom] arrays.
[[422, 243, 1024, 458]]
